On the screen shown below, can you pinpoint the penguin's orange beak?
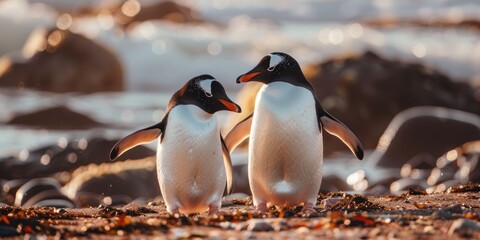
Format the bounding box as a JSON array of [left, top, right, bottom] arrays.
[[237, 72, 261, 83], [218, 99, 241, 113]]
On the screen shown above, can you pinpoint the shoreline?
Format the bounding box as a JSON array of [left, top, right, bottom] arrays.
[[1, 185, 480, 239]]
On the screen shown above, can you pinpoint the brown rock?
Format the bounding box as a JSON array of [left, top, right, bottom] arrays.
[[14, 178, 75, 208], [113, 1, 203, 28], [364, 17, 480, 32], [0, 138, 155, 181], [63, 157, 159, 206], [370, 107, 480, 168], [307, 51, 480, 154], [235, 219, 277, 231], [448, 218, 480, 237], [6, 106, 101, 130], [0, 28, 124, 93], [56, 1, 204, 27]]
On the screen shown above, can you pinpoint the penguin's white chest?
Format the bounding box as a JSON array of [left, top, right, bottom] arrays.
[[157, 105, 225, 213], [249, 81, 323, 206]]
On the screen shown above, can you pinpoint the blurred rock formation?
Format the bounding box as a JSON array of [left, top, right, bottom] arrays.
[[307, 51, 480, 154], [0, 28, 124, 93], [0, 137, 154, 180], [6, 106, 102, 130], [113, 1, 203, 28], [369, 107, 480, 168], [389, 140, 480, 194], [63, 157, 159, 207], [46, 0, 204, 27]]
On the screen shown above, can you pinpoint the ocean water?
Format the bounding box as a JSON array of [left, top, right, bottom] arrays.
[[1, 0, 479, 92]]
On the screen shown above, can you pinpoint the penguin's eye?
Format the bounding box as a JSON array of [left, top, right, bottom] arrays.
[[199, 79, 215, 97], [267, 54, 284, 72]]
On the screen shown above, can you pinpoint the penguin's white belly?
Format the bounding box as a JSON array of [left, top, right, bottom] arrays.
[[249, 82, 323, 207], [157, 105, 225, 213]]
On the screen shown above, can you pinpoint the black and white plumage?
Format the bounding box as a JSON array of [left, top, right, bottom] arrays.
[[227, 52, 363, 212], [110, 74, 241, 214]]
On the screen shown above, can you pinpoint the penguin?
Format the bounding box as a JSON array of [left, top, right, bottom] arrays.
[[110, 74, 241, 214], [225, 52, 363, 212]]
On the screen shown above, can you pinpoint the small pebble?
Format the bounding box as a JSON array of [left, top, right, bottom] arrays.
[[147, 201, 159, 206], [222, 193, 249, 206], [319, 197, 343, 209], [242, 231, 254, 238], [55, 208, 67, 214], [423, 225, 435, 234], [296, 227, 310, 234], [219, 221, 232, 230], [208, 230, 222, 238], [171, 228, 190, 238], [129, 198, 149, 206], [442, 204, 463, 214], [433, 210, 454, 220], [448, 218, 480, 237], [148, 199, 164, 206], [236, 219, 274, 231], [369, 228, 381, 238], [273, 220, 289, 231], [0, 225, 18, 237]]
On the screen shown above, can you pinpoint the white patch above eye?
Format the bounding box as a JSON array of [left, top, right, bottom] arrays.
[[199, 79, 216, 97], [267, 54, 284, 71]]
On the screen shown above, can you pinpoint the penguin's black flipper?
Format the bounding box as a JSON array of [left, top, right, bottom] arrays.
[[220, 134, 234, 195], [110, 120, 166, 161], [225, 113, 253, 153], [315, 99, 364, 160]]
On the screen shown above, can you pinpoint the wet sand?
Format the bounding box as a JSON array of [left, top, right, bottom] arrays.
[[1, 185, 480, 239]]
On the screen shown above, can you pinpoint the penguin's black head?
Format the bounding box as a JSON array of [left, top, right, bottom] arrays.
[[175, 74, 242, 114], [236, 52, 306, 85]]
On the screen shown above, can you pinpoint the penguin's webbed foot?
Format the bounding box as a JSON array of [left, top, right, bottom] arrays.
[[253, 202, 269, 215], [170, 208, 180, 215], [208, 203, 220, 215], [300, 202, 316, 216]]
